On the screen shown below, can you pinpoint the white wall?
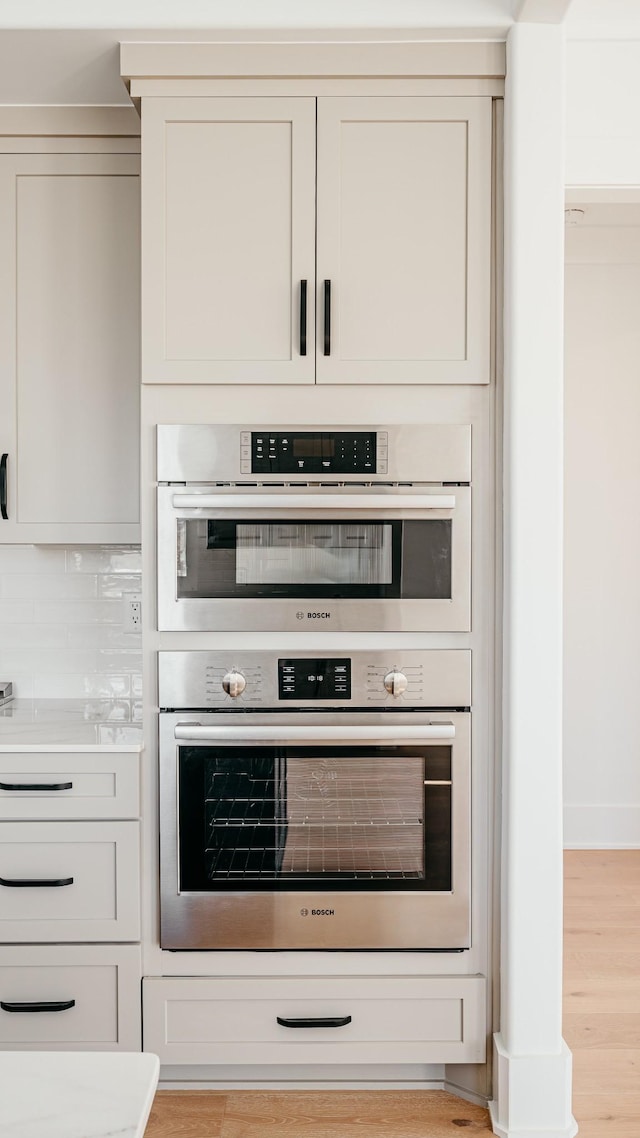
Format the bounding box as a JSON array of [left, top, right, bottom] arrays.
[[566, 37, 640, 188], [564, 209, 640, 847]]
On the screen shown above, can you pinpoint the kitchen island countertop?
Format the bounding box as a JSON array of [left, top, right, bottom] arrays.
[[0, 1051, 159, 1138]]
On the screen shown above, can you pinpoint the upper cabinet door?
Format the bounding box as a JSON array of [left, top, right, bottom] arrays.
[[316, 97, 492, 385], [142, 97, 316, 384], [0, 152, 140, 544]]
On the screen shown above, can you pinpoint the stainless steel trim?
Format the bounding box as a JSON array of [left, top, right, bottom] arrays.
[[173, 723, 455, 743], [171, 493, 457, 511], [157, 423, 471, 484], [158, 649, 472, 709]]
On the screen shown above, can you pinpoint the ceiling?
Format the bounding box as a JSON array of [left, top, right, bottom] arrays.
[[0, 0, 634, 106]]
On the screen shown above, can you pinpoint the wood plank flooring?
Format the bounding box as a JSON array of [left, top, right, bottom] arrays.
[[144, 1090, 493, 1137], [564, 850, 640, 1137], [144, 850, 640, 1136]]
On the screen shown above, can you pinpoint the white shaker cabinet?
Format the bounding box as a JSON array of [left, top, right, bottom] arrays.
[[0, 748, 142, 1051], [0, 152, 140, 543], [316, 97, 492, 385], [141, 95, 491, 386], [142, 97, 317, 384]]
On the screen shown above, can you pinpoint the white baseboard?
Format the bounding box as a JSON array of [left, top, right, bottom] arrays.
[[159, 1078, 446, 1091], [488, 1034, 577, 1138], [563, 803, 640, 848]]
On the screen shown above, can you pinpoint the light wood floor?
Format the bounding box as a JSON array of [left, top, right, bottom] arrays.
[[145, 851, 640, 1137], [564, 849, 640, 1137]]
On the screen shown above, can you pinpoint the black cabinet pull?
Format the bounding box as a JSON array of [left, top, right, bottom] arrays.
[[0, 876, 74, 888], [277, 1015, 351, 1029], [299, 279, 307, 356], [1, 1000, 75, 1014], [323, 280, 331, 356], [0, 453, 7, 520], [0, 781, 73, 792]]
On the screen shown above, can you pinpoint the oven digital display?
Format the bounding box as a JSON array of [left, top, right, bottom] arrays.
[[293, 437, 335, 458], [278, 658, 351, 701], [251, 432, 376, 474]]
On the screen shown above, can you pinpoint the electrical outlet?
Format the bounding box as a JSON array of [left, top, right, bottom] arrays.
[[125, 596, 142, 632]]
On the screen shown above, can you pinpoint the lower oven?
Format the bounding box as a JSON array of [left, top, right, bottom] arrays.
[[158, 650, 471, 951]]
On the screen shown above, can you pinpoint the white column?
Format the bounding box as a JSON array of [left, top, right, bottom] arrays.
[[490, 22, 576, 1138]]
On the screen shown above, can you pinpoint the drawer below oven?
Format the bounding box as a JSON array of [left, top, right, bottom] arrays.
[[0, 821, 140, 942], [143, 975, 486, 1066], [0, 945, 141, 1050]]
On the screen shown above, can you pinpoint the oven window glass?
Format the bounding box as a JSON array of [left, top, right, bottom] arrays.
[[175, 519, 451, 600], [178, 746, 452, 894]]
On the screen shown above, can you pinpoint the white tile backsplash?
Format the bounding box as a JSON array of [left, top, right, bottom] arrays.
[[66, 548, 142, 574], [34, 599, 125, 624], [0, 546, 142, 700], [2, 573, 98, 599]]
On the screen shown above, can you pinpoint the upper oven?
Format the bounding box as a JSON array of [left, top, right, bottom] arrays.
[[157, 424, 471, 633]]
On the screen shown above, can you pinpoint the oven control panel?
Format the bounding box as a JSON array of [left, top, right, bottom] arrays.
[[159, 651, 471, 710], [241, 430, 388, 476], [278, 658, 351, 701]]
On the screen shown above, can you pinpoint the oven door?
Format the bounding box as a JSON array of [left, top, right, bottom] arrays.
[[159, 713, 471, 950], [156, 487, 471, 632]]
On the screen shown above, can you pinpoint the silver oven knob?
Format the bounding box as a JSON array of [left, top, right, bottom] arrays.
[[384, 670, 408, 698], [222, 670, 246, 699]]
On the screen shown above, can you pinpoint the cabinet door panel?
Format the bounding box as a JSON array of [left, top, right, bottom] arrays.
[[316, 97, 492, 384], [143, 97, 316, 383], [0, 153, 140, 544]]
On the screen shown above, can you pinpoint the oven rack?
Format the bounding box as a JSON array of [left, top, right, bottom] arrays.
[[205, 843, 424, 880], [206, 792, 425, 822]]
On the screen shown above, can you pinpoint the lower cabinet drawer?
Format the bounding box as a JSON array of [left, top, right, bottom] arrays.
[[0, 821, 140, 942], [0, 945, 141, 1050], [0, 751, 140, 821], [143, 975, 486, 1065]]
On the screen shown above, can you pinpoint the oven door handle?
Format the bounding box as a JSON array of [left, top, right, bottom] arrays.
[[173, 724, 455, 743], [170, 494, 456, 512]]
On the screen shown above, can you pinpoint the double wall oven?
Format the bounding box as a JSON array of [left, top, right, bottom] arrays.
[[156, 424, 473, 952], [157, 424, 471, 633], [159, 650, 471, 951]]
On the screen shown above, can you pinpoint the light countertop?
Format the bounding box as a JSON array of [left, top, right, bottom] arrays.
[[0, 1051, 159, 1138], [0, 699, 143, 750]]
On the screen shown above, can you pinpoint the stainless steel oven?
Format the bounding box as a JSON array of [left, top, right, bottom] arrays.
[[157, 424, 471, 632], [159, 649, 471, 951]]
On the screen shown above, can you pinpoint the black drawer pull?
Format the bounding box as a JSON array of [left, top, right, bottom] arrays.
[[1, 999, 75, 1014], [0, 781, 73, 792], [323, 280, 331, 356], [299, 279, 307, 356], [0, 876, 74, 888], [0, 453, 7, 520], [277, 1015, 351, 1029]]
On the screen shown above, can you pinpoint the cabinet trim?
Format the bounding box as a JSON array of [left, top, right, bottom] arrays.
[[122, 41, 506, 82], [0, 107, 140, 138], [130, 78, 504, 98]]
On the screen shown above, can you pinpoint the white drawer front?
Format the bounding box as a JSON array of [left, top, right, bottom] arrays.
[[0, 752, 139, 820], [143, 976, 486, 1065], [0, 945, 141, 1049], [0, 821, 140, 942]]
